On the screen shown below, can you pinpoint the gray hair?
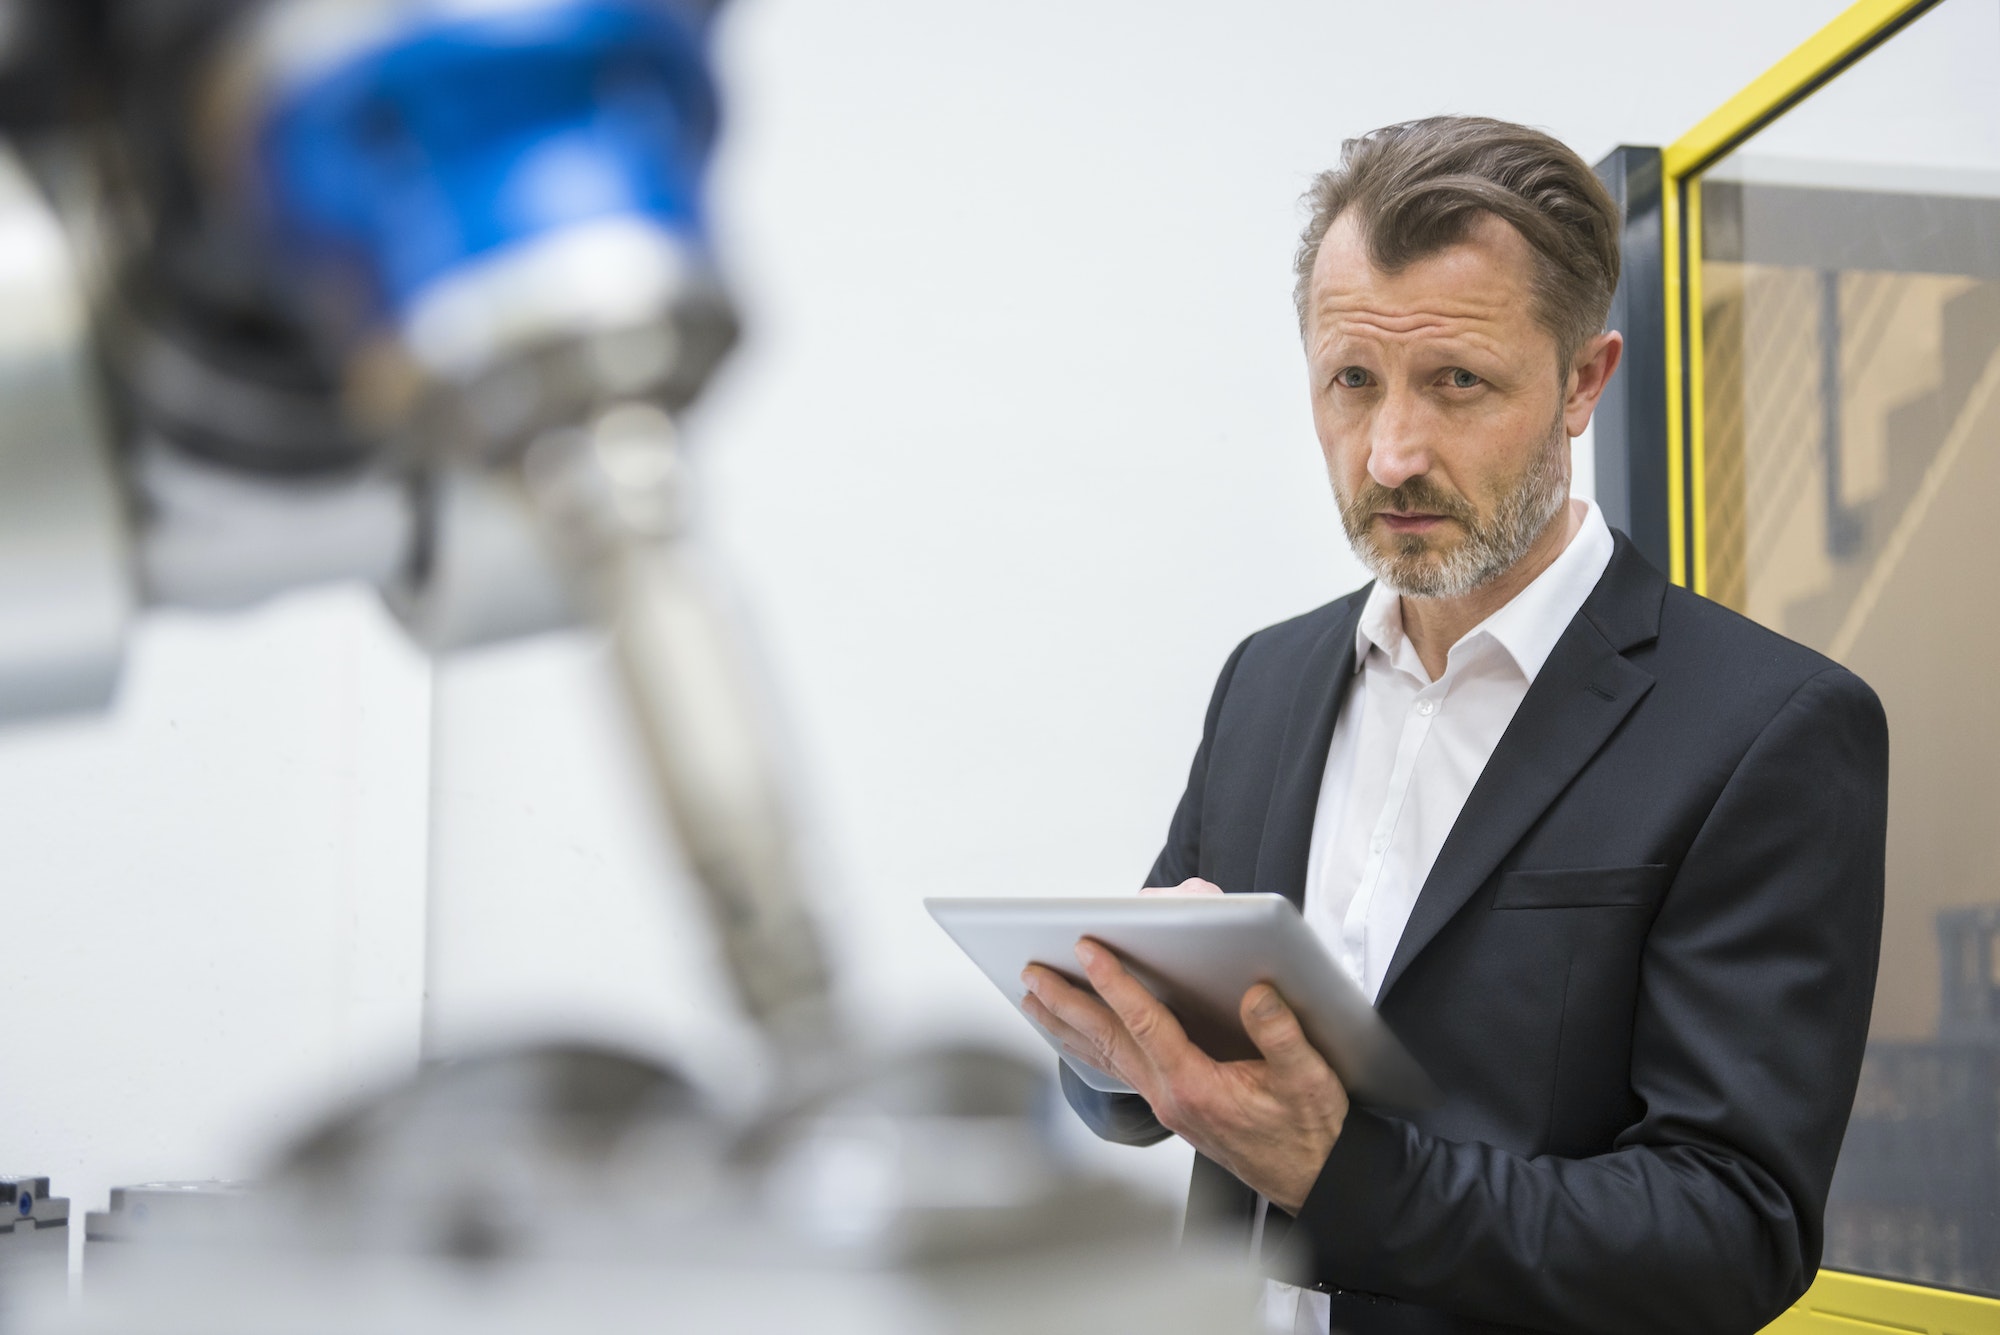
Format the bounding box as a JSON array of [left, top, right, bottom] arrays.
[[1293, 116, 1622, 368]]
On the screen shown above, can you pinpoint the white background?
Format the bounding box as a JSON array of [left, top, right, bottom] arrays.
[[0, 0, 1857, 1265]]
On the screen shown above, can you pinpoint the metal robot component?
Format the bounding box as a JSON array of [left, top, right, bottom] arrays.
[[0, 1177, 70, 1314], [521, 403, 838, 1058], [27, 0, 735, 644], [83, 1182, 251, 1250], [0, 141, 130, 719]]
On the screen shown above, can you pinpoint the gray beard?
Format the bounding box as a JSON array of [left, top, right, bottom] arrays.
[[1337, 419, 1570, 600]]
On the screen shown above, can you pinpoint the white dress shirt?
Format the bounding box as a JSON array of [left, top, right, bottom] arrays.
[[1261, 499, 1614, 1335]]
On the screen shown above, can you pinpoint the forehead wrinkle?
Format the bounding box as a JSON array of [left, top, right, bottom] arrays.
[[1311, 306, 1510, 365], [1312, 282, 1510, 325]]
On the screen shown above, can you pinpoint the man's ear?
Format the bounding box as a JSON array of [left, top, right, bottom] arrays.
[[1564, 330, 1624, 438]]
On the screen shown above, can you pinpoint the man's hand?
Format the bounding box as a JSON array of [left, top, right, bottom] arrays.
[[1021, 926, 1350, 1214]]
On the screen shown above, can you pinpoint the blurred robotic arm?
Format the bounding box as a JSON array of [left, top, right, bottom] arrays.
[[0, 0, 835, 1059]]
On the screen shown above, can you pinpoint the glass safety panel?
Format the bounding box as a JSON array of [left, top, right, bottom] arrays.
[[1694, 0, 2000, 1297]]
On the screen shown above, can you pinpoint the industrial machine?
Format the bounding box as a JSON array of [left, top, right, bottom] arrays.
[[1592, 0, 2000, 1323], [0, 2, 1250, 1329]]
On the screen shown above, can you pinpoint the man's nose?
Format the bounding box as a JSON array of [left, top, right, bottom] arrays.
[[1367, 392, 1433, 491]]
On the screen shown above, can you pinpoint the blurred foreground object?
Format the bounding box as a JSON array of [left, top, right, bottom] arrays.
[[0, 2, 1242, 1329], [27, 1044, 1250, 1335]]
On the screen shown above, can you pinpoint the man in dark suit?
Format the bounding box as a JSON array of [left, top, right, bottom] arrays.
[[1022, 117, 1887, 1335]]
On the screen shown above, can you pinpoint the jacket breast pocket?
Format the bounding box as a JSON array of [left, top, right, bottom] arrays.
[[1491, 863, 1670, 910]]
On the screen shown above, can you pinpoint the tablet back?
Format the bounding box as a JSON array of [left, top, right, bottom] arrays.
[[926, 894, 1436, 1111]]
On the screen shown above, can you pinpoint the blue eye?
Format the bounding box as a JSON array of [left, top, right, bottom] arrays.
[[1337, 367, 1370, 388], [1448, 368, 1481, 389]]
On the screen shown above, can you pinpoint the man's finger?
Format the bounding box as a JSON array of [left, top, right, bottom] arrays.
[[1022, 991, 1105, 1064], [1139, 877, 1225, 897], [1240, 984, 1329, 1083], [1076, 939, 1197, 1071], [1022, 964, 1116, 1031], [1022, 965, 1135, 1071]]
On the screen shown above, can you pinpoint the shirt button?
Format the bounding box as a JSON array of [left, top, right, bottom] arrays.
[[1417, 699, 1436, 716], [1370, 835, 1387, 854]]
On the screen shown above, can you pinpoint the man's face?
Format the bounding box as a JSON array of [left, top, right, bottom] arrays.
[[1304, 211, 1572, 598]]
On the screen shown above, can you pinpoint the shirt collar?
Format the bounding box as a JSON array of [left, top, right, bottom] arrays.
[[1352, 498, 1615, 685]]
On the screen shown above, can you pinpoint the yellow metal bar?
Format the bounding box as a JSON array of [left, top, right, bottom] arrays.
[[1661, 176, 1687, 587], [1765, 1269, 2000, 1333], [1662, 0, 1937, 179], [1685, 176, 1707, 598]]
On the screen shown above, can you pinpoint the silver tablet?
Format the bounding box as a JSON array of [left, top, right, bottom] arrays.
[[926, 894, 1436, 1111]]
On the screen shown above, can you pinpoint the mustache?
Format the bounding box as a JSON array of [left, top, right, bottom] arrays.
[[1340, 475, 1478, 527]]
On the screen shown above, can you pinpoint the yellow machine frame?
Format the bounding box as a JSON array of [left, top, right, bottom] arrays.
[[1661, 1, 2000, 1328], [1661, 0, 1947, 596]]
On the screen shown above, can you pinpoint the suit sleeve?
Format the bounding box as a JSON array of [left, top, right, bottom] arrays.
[[1060, 634, 1254, 1148], [1292, 666, 1889, 1335]]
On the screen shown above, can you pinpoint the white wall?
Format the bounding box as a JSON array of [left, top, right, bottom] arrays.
[[0, 589, 429, 1267], [0, 0, 1855, 1251]]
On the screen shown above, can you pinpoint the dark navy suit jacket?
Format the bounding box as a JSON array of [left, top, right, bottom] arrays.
[[1063, 533, 1888, 1335]]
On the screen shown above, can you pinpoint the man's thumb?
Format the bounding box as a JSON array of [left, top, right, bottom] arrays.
[[1243, 985, 1309, 1064]]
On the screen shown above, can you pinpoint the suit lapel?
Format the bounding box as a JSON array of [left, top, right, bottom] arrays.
[[1376, 537, 1666, 1001], [1249, 594, 1365, 908]]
